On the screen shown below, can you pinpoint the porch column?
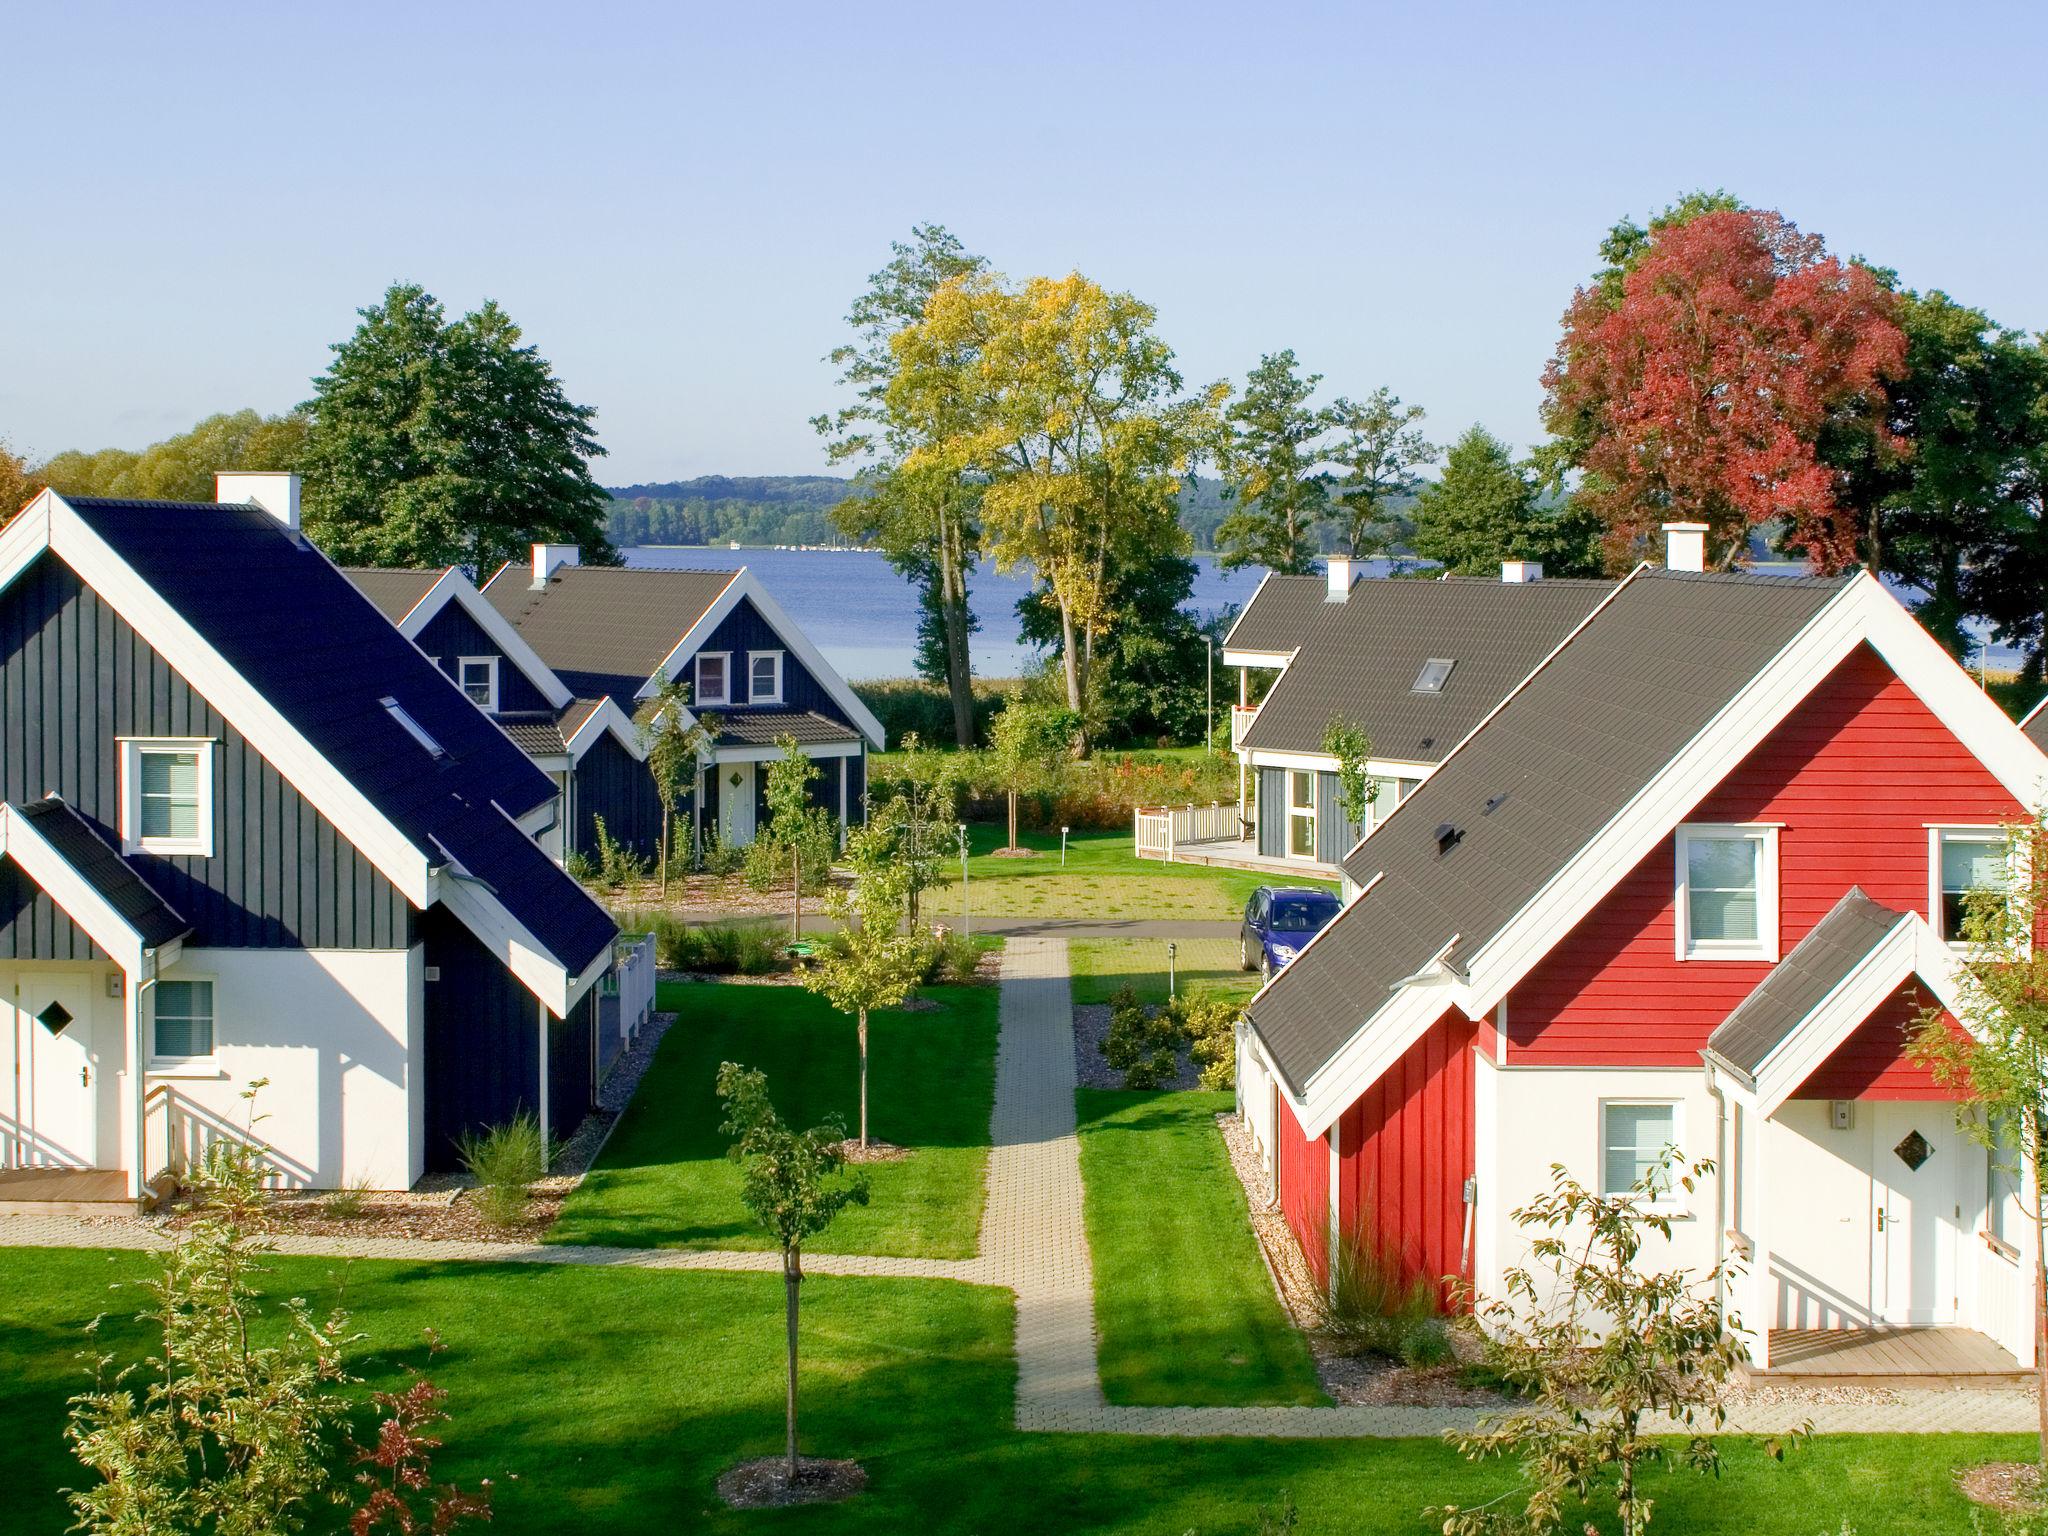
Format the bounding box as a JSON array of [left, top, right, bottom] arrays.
[[536, 999, 551, 1174], [1745, 1105, 1772, 1371], [1326, 1117, 1344, 1294], [126, 965, 145, 1200]]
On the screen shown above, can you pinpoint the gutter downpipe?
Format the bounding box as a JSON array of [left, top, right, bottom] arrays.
[[1703, 1056, 1731, 1342], [130, 954, 160, 1203]]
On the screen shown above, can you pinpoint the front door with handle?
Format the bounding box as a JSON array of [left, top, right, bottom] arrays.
[[1871, 1102, 1965, 1327], [8, 972, 97, 1168]]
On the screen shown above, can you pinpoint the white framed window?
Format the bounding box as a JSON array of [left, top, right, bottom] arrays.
[[1929, 826, 2008, 944], [748, 650, 784, 704], [152, 977, 216, 1064], [457, 656, 499, 712], [1601, 1100, 1684, 1206], [1674, 824, 1778, 961], [695, 652, 731, 707], [120, 738, 214, 856], [1287, 770, 1317, 858]]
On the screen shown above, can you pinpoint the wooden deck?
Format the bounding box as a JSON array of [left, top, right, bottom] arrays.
[[1761, 1326, 2024, 1384], [0, 1166, 129, 1214], [1137, 837, 1341, 881]]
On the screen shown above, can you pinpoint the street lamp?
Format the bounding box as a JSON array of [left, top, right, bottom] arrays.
[[1206, 636, 1214, 753], [958, 822, 971, 940]]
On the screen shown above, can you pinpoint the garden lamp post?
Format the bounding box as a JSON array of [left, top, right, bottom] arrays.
[[1168, 940, 1178, 999], [1061, 825, 1070, 866], [1206, 636, 1213, 753], [958, 822, 970, 940]]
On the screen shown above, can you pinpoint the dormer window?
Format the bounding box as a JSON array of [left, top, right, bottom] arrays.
[[457, 656, 499, 712], [120, 738, 215, 856], [695, 652, 731, 707], [1411, 658, 1454, 694], [749, 650, 784, 704]]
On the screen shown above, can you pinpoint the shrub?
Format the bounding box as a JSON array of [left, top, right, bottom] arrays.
[[938, 932, 986, 984], [563, 848, 596, 882], [1101, 985, 1187, 1089], [1400, 1316, 1454, 1368], [735, 926, 783, 975], [1173, 993, 1241, 1090], [1313, 1218, 1437, 1358], [457, 1113, 548, 1230], [853, 678, 1008, 748], [591, 815, 648, 890], [697, 823, 743, 877], [323, 1172, 374, 1220], [742, 830, 785, 893]]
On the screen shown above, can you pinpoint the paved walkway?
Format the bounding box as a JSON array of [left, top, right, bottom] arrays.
[[2, 937, 2031, 1437]]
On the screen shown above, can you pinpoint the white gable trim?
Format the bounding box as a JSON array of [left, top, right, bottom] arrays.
[[637, 569, 886, 748], [0, 802, 183, 977], [430, 807, 608, 1018], [1282, 572, 2048, 1139], [20, 494, 436, 905], [391, 568, 574, 711], [564, 696, 647, 765], [1219, 570, 1277, 651]]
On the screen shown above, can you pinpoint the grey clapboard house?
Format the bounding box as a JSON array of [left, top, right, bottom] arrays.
[[0, 474, 615, 1194]]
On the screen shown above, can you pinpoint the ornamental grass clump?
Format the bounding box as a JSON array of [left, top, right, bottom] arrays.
[[458, 1112, 548, 1229], [1313, 1217, 1438, 1359]]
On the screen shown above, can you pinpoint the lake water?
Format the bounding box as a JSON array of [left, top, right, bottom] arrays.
[[624, 546, 2022, 679]]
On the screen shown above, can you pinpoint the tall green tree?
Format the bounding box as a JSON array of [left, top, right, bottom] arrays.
[[1325, 388, 1436, 560], [300, 284, 616, 572], [1407, 426, 1603, 577], [34, 409, 306, 504], [816, 226, 988, 745], [892, 271, 1221, 754], [1214, 350, 1331, 573]]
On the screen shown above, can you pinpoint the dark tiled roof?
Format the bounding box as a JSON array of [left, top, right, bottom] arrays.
[[1707, 888, 1907, 1077], [1241, 577, 1614, 762], [16, 797, 188, 947], [1246, 569, 1854, 1090], [481, 565, 736, 698], [435, 794, 617, 975], [2025, 704, 2048, 753], [714, 711, 861, 747], [496, 713, 570, 756], [1221, 574, 1329, 654], [62, 499, 610, 977], [338, 566, 444, 625]]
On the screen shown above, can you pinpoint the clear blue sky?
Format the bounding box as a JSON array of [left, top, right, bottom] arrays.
[[5, 1, 2043, 484]]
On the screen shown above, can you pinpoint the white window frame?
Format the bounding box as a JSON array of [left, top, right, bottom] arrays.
[[119, 737, 215, 857], [1673, 823, 1779, 961], [748, 649, 784, 705], [695, 651, 731, 707], [1286, 769, 1318, 860], [1599, 1098, 1687, 1212], [1928, 824, 2010, 947], [150, 974, 217, 1067], [456, 655, 500, 712]]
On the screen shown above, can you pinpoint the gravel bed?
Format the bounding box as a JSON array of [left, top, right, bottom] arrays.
[[1072, 1002, 1200, 1091]]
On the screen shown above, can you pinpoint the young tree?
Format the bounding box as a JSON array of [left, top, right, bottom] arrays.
[[1541, 207, 1907, 572], [716, 1063, 871, 1488], [799, 817, 929, 1149], [1320, 716, 1377, 835], [987, 698, 1078, 852], [871, 732, 959, 929], [301, 284, 617, 572], [1325, 388, 1437, 560], [1430, 1150, 1770, 1536], [816, 226, 988, 745], [1214, 350, 1332, 574], [891, 271, 1222, 754], [761, 737, 836, 937], [1912, 807, 2048, 1455], [641, 673, 716, 893]]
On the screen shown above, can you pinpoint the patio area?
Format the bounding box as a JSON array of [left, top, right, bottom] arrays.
[[1758, 1326, 2026, 1386], [0, 1166, 129, 1215], [1131, 804, 1341, 881]]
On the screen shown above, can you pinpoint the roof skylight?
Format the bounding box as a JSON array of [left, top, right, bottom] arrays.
[[1411, 658, 1455, 694], [380, 697, 446, 759]]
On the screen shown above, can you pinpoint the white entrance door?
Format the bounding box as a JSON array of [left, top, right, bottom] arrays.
[[1871, 1102, 1964, 1326], [720, 761, 757, 847], [8, 972, 96, 1168]]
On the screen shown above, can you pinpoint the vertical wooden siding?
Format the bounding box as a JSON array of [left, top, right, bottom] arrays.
[[0, 860, 103, 959], [421, 904, 539, 1170], [1507, 645, 2019, 1064], [1275, 1092, 1329, 1280], [699, 596, 855, 725], [1256, 768, 1286, 858], [412, 604, 555, 714], [570, 732, 664, 860]]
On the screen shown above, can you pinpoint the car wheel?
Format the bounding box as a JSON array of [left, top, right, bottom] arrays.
[[1240, 931, 1257, 972], [1260, 951, 1273, 982]]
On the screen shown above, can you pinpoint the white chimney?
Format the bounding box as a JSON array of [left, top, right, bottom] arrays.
[[1325, 555, 1353, 602], [1500, 559, 1543, 584], [532, 543, 581, 588], [1662, 522, 1709, 574], [215, 471, 300, 531]]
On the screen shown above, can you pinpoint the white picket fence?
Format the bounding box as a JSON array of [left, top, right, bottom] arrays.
[[599, 931, 659, 1076], [1133, 801, 1240, 862]]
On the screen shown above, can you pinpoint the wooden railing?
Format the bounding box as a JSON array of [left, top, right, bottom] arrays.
[[142, 1082, 305, 1188], [1231, 703, 1259, 749], [1133, 802, 1240, 862]]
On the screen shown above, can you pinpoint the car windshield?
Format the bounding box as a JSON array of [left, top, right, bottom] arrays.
[[1269, 897, 1337, 933]]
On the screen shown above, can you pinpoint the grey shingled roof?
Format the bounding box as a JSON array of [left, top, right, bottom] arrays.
[[1706, 888, 1907, 1078], [1241, 577, 1613, 762], [1222, 574, 1330, 654], [2024, 702, 2048, 753], [481, 565, 736, 700], [15, 797, 189, 947], [715, 711, 861, 747], [339, 567, 444, 625], [1245, 569, 1855, 1091], [495, 713, 570, 756]]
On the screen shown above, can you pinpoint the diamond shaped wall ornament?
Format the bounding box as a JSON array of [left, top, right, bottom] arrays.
[[35, 1001, 73, 1036], [1894, 1129, 1934, 1172], [729, 770, 743, 789]]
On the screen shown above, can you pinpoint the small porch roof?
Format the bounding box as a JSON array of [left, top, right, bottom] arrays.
[[0, 798, 188, 971], [1703, 886, 1966, 1115]]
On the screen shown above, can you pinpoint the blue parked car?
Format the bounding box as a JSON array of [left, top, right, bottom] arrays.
[[1239, 886, 1342, 979]]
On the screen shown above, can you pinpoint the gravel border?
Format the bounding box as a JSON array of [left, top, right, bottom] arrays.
[[1072, 1001, 1200, 1091]]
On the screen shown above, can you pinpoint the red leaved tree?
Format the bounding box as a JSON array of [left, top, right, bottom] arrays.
[[1542, 209, 1906, 572]]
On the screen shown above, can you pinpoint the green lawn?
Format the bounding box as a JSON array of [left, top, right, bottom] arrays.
[[928, 825, 1334, 923], [550, 980, 996, 1257], [1070, 936, 1258, 1008], [1077, 1088, 1325, 1407], [0, 1246, 2018, 1535]]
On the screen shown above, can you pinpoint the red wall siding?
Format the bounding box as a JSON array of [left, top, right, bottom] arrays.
[[1275, 1093, 1329, 1280], [1507, 645, 2018, 1065], [1793, 983, 1967, 1100], [1336, 1011, 1476, 1303]]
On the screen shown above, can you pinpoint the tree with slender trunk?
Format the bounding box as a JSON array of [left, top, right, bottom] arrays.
[[1214, 350, 1333, 574], [715, 1063, 869, 1487], [1911, 806, 2048, 1461], [641, 673, 715, 894], [987, 698, 1077, 853], [798, 818, 927, 1148], [761, 737, 834, 938], [1326, 388, 1436, 561], [871, 732, 959, 929]]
